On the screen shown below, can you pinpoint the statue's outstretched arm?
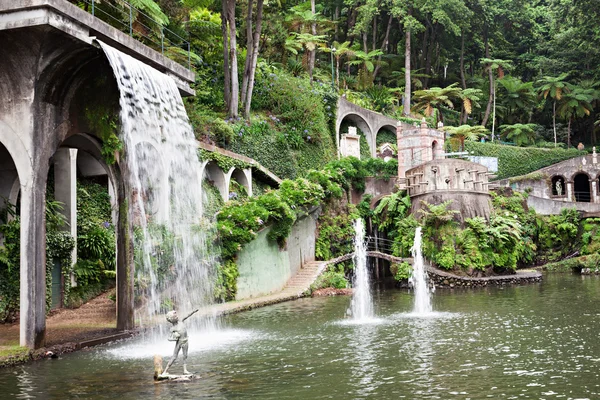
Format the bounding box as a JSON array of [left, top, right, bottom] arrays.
[[183, 309, 199, 322]]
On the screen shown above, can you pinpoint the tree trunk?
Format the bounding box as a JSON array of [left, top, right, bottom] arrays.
[[243, 0, 264, 119], [459, 31, 466, 90], [309, 0, 316, 83], [403, 13, 411, 116], [372, 17, 377, 53], [227, 0, 239, 119], [221, 2, 231, 113], [334, 4, 340, 42], [568, 118, 572, 148], [553, 100, 557, 147], [491, 76, 496, 141], [240, 0, 254, 113], [481, 30, 493, 127], [373, 14, 393, 80], [423, 22, 436, 88]]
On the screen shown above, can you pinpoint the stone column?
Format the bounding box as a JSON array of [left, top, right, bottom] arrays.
[[592, 181, 598, 203], [54, 148, 78, 286], [116, 182, 135, 331], [567, 181, 573, 201], [19, 182, 47, 348], [396, 122, 405, 189]]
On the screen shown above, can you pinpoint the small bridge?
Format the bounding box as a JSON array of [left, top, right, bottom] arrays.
[[336, 97, 413, 157]]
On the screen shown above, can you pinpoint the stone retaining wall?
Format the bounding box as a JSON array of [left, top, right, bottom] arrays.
[[428, 267, 542, 287]]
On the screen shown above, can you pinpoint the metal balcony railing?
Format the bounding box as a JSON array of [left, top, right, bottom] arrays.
[[79, 0, 191, 69]]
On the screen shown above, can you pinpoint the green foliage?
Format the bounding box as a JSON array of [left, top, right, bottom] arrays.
[[0, 219, 20, 322], [214, 260, 239, 302], [84, 107, 122, 165], [390, 261, 412, 281], [198, 149, 250, 171], [187, 106, 234, 146], [311, 265, 348, 290], [464, 141, 585, 180], [315, 202, 360, 261]]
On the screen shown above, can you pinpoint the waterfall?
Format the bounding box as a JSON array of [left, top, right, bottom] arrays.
[[99, 42, 218, 330], [409, 227, 433, 314], [349, 219, 374, 320]]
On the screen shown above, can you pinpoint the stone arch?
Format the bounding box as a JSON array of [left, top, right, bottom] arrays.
[[573, 172, 591, 202], [337, 113, 375, 157], [201, 161, 228, 201], [431, 140, 441, 160], [0, 142, 21, 225], [374, 124, 397, 148], [551, 175, 566, 197], [227, 168, 252, 199]]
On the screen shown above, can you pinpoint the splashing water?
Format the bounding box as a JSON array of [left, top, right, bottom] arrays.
[[349, 219, 374, 320], [99, 42, 219, 332], [409, 226, 434, 314]]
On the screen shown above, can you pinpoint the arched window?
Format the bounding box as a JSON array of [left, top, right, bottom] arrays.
[[551, 175, 565, 196]]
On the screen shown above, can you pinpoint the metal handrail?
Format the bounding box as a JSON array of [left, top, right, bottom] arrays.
[[80, 0, 191, 69]]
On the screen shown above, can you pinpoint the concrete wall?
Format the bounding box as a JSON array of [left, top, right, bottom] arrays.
[[235, 209, 318, 300]]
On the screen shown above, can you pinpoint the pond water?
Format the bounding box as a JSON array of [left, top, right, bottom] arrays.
[[1, 273, 600, 399]]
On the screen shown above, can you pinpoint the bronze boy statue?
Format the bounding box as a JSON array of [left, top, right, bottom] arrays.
[[163, 309, 199, 375]]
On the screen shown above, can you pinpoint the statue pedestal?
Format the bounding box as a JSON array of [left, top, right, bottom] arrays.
[[155, 373, 196, 382], [153, 354, 197, 382]]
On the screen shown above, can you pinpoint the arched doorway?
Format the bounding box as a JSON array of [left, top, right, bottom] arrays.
[[574, 173, 591, 202]]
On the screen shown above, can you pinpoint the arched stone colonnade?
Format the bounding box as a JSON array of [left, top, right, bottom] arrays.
[[336, 97, 408, 157], [200, 161, 253, 201]]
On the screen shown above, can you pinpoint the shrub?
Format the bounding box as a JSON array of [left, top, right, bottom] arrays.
[[465, 141, 585, 180]]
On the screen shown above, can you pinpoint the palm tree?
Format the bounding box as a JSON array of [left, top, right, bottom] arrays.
[[321, 41, 355, 89], [444, 125, 489, 151], [373, 191, 411, 230], [412, 83, 462, 124], [480, 58, 513, 139], [497, 77, 537, 124], [557, 87, 595, 148], [458, 88, 483, 124], [499, 123, 538, 146], [536, 73, 570, 147], [346, 49, 384, 89]]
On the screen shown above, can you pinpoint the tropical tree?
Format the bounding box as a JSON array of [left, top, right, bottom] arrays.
[[536, 73, 570, 147], [373, 190, 411, 230], [499, 123, 539, 146], [496, 77, 537, 124], [321, 41, 356, 89], [444, 125, 489, 151], [346, 49, 384, 89], [412, 83, 462, 124], [457, 88, 484, 124], [557, 87, 595, 147], [480, 58, 513, 138]]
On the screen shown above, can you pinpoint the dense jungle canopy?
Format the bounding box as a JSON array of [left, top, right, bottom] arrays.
[[73, 0, 600, 148]]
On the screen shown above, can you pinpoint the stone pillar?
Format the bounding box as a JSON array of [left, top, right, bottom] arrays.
[[567, 181, 573, 201], [54, 148, 78, 286], [116, 183, 135, 331], [396, 122, 405, 189], [19, 182, 47, 348], [592, 181, 598, 203]]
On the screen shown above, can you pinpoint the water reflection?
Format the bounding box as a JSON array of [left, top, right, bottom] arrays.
[[14, 369, 35, 400], [348, 324, 379, 398]]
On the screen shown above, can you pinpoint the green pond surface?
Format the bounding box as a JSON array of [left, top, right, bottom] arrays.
[[1, 273, 600, 399]]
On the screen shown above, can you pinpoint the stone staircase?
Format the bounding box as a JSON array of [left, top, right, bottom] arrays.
[[209, 261, 328, 316], [281, 261, 328, 296]]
